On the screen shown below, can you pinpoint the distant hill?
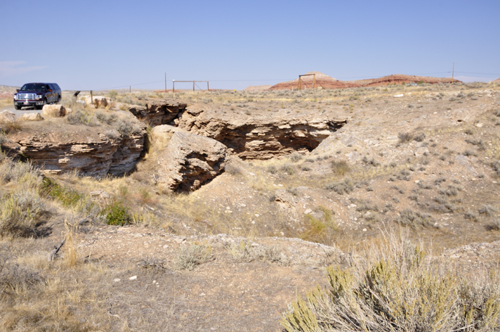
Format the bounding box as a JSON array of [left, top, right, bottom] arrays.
[[244, 85, 272, 91], [266, 72, 461, 90], [492, 78, 500, 83]]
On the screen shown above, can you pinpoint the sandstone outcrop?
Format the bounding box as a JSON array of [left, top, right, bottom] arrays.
[[156, 131, 228, 192], [42, 105, 66, 117], [0, 110, 16, 123], [128, 103, 347, 160], [128, 101, 187, 126], [19, 113, 44, 121], [177, 108, 347, 159], [7, 121, 146, 177]]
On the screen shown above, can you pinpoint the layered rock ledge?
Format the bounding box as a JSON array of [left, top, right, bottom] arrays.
[[129, 104, 347, 160], [3, 121, 146, 177]]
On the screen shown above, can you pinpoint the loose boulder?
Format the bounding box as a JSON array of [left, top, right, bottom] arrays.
[[0, 110, 16, 123], [19, 112, 44, 121], [157, 131, 228, 192], [42, 105, 66, 117], [85, 96, 108, 108]]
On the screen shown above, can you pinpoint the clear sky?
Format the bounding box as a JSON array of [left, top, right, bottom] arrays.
[[1, 0, 499, 90]]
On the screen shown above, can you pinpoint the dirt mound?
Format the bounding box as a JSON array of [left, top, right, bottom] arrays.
[[269, 71, 347, 90], [492, 78, 500, 83], [268, 73, 461, 90]]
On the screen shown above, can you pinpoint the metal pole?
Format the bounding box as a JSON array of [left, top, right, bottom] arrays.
[[207, 81, 209, 91], [193, 81, 195, 91], [90, 90, 93, 104], [173, 81, 175, 93]]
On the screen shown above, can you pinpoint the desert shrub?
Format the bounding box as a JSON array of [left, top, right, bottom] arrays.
[[300, 208, 337, 243], [362, 156, 380, 167], [438, 185, 458, 196], [413, 132, 426, 142], [225, 162, 243, 176], [115, 118, 142, 136], [479, 205, 497, 216], [487, 219, 500, 231], [331, 160, 350, 176], [281, 237, 500, 332], [491, 161, 500, 178], [40, 177, 85, 208], [464, 211, 479, 222], [105, 129, 120, 140], [108, 90, 118, 99], [290, 152, 303, 163], [267, 165, 278, 174], [100, 200, 131, 226], [325, 177, 354, 195], [394, 209, 433, 229], [398, 132, 414, 143], [66, 110, 100, 126], [280, 164, 296, 176], [175, 244, 212, 271], [0, 263, 44, 300], [95, 110, 117, 125], [0, 191, 49, 237], [0, 160, 40, 186]]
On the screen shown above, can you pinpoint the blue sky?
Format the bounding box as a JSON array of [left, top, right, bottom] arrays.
[[1, 0, 499, 90]]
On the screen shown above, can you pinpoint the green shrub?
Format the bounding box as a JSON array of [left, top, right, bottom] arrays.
[[41, 177, 85, 208], [282, 238, 500, 332], [300, 207, 337, 243], [101, 201, 131, 226]]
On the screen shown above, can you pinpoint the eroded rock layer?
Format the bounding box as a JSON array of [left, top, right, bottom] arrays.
[[129, 104, 347, 160], [128, 101, 187, 126], [5, 124, 146, 177], [178, 109, 347, 159], [157, 131, 228, 192]]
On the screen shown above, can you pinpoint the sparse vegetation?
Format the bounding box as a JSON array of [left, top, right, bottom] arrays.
[[175, 244, 212, 270], [282, 236, 500, 332]]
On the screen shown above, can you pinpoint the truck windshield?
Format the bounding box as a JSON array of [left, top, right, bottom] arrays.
[[20, 84, 45, 91]]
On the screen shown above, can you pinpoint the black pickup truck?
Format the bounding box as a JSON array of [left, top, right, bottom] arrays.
[[13, 83, 62, 110]]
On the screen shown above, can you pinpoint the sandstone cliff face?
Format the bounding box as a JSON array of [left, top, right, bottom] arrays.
[[177, 109, 347, 159], [5, 123, 146, 177], [128, 104, 347, 160]]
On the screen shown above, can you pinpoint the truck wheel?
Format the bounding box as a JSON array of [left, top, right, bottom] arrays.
[[14, 104, 21, 110]]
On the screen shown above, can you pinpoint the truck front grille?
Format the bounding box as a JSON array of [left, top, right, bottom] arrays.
[[18, 93, 36, 100]]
